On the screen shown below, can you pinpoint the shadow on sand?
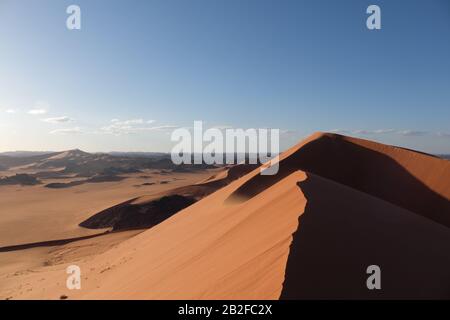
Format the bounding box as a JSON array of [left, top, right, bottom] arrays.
[[279, 174, 450, 299], [0, 231, 111, 252]]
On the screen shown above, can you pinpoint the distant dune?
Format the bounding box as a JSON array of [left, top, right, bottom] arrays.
[[45, 175, 125, 189], [1, 132, 449, 299], [0, 174, 41, 186]]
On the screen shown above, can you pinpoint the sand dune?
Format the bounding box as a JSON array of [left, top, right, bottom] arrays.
[[78, 163, 257, 231], [1, 132, 449, 299], [229, 132, 450, 227]]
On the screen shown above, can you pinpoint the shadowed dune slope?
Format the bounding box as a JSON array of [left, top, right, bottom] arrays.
[[281, 173, 450, 299], [79, 195, 196, 231], [229, 132, 450, 227]]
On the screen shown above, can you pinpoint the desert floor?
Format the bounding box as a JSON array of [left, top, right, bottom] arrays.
[[0, 169, 215, 299]]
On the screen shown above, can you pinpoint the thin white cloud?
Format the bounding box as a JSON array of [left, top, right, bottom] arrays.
[[397, 130, 428, 136], [100, 124, 132, 135], [373, 128, 396, 134], [42, 116, 74, 124], [352, 130, 373, 135], [50, 127, 83, 134], [111, 118, 145, 125], [28, 109, 48, 115], [329, 129, 350, 134], [329, 129, 428, 136], [5, 109, 17, 114], [280, 129, 298, 135], [351, 129, 396, 135], [436, 132, 450, 138], [28, 101, 50, 115], [144, 125, 179, 131], [100, 119, 178, 135], [125, 119, 144, 125]]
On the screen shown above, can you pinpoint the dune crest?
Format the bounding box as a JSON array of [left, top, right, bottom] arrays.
[[229, 132, 450, 227]]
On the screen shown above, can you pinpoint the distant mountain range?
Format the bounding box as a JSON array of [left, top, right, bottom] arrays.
[[0, 151, 55, 157], [0, 149, 217, 186], [0, 150, 169, 158]]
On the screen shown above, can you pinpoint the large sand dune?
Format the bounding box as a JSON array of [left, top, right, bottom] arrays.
[[1, 132, 449, 299], [229, 132, 450, 227]]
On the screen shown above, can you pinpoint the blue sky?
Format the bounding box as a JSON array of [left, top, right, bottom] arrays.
[[0, 0, 449, 153]]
